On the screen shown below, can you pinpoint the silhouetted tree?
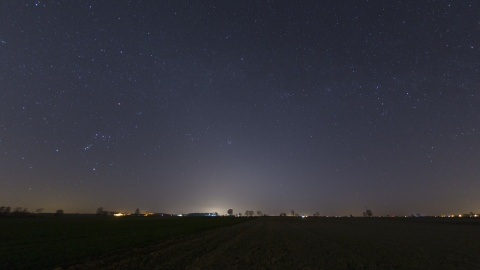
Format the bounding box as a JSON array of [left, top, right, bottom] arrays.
[[280, 212, 287, 216], [257, 210, 262, 217], [0, 206, 10, 217], [313, 211, 320, 217], [55, 209, 64, 216], [363, 206, 373, 217], [227, 209, 233, 216], [134, 208, 141, 215], [238, 212, 242, 217], [96, 207, 107, 217], [12, 207, 29, 217], [36, 208, 44, 214], [245, 210, 254, 217], [0, 206, 11, 216], [290, 210, 295, 216]]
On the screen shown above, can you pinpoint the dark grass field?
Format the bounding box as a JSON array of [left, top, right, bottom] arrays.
[[2, 216, 480, 269], [62, 216, 480, 269], [0, 216, 249, 269]]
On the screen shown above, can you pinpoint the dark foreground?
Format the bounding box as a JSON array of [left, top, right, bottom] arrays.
[[65, 217, 480, 270], [0, 216, 248, 269]]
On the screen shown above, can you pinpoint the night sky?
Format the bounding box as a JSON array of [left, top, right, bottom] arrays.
[[1, 1, 479, 216]]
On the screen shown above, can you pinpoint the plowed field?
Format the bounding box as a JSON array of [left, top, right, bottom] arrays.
[[65, 217, 480, 269]]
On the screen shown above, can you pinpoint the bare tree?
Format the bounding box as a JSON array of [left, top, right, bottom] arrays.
[[363, 206, 373, 217], [97, 207, 107, 217], [290, 210, 295, 216], [245, 210, 254, 217], [257, 210, 262, 217], [11, 207, 29, 217], [0, 206, 11, 216]]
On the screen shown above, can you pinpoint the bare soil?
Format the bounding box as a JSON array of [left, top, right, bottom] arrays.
[[64, 217, 480, 269]]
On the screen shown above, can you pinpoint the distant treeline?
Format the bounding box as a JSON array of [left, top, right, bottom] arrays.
[[0, 206, 64, 217]]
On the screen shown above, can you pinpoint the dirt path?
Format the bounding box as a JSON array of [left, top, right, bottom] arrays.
[[65, 218, 480, 270]]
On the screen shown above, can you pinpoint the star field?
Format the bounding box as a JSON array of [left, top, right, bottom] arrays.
[[1, 1, 479, 215]]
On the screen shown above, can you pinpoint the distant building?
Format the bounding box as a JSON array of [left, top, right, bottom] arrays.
[[185, 212, 219, 217]]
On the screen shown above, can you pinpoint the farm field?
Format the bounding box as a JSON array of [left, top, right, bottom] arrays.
[[65, 217, 480, 270], [0, 216, 249, 269]]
